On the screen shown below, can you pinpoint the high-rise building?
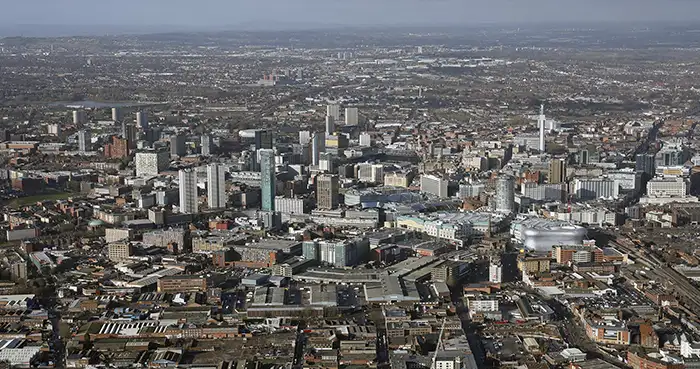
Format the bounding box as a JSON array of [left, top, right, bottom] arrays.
[[345, 107, 359, 125], [489, 258, 502, 283], [319, 152, 334, 172], [201, 135, 212, 156], [548, 158, 566, 184], [77, 130, 91, 152], [325, 115, 335, 135], [111, 107, 122, 122], [326, 104, 341, 121], [122, 122, 137, 149], [299, 130, 311, 145], [317, 174, 339, 209], [170, 134, 186, 157], [104, 136, 130, 159], [635, 153, 656, 177], [538, 104, 546, 153], [207, 163, 226, 209], [420, 174, 449, 198], [254, 129, 273, 150], [136, 111, 148, 130], [73, 110, 86, 125], [178, 168, 198, 213], [311, 132, 325, 166], [47, 124, 61, 136], [135, 151, 169, 177], [259, 149, 276, 212], [495, 174, 515, 213], [355, 163, 384, 184], [359, 132, 371, 146]]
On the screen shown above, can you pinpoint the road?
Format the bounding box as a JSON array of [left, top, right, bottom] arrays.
[[292, 325, 306, 369], [375, 329, 390, 369], [452, 298, 486, 367]]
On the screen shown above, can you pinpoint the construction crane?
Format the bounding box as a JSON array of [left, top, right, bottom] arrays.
[[431, 318, 447, 369]]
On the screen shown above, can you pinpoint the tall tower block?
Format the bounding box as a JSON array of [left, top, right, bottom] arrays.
[[538, 104, 546, 153]]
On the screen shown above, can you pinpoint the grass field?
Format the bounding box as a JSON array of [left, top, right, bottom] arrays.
[[8, 192, 74, 207]]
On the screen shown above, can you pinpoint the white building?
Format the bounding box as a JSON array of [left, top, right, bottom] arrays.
[[47, 123, 61, 136], [359, 132, 371, 146], [647, 177, 688, 198], [489, 261, 502, 283], [207, 164, 226, 209], [356, 163, 384, 184], [459, 182, 485, 198], [201, 135, 212, 156], [179, 168, 198, 213], [571, 178, 619, 200], [135, 151, 169, 177], [345, 107, 359, 125], [468, 298, 499, 312], [73, 110, 86, 125], [326, 104, 340, 120], [423, 220, 472, 241], [77, 130, 91, 152], [299, 130, 311, 145], [421, 174, 449, 198], [275, 197, 306, 214], [521, 182, 566, 202], [325, 115, 335, 135], [136, 111, 148, 130]]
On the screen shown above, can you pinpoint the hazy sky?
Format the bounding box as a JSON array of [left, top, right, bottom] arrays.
[[2, 0, 700, 30]]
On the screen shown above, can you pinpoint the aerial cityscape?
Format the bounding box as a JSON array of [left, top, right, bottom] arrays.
[[3, 10, 700, 369]]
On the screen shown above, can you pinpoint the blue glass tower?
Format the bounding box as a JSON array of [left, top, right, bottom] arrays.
[[259, 149, 275, 212]]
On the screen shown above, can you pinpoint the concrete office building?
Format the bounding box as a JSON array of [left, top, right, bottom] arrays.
[[318, 152, 334, 173], [317, 174, 339, 209], [157, 275, 207, 293], [646, 177, 688, 198], [326, 104, 340, 120], [311, 132, 325, 166], [325, 115, 335, 135], [420, 174, 449, 198], [302, 238, 369, 267], [635, 153, 656, 177], [275, 197, 308, 214], [108, 243, 133, 262], [201, 135, 212, 156], [254, 129, 274, 150], [571, 178, 619, 200], [345, 107, 359, 125], [359, 132, 371, 146], [136, 111, 148, 130], [122, 122, 137, 149], [299, 130, 311, 145], [135, 151, 169, 177], [111, 107, 122, 122], [207, 163, 227, 209], [260, 149, 276, 212], [77, 130, 91, 152], [521, 182, 566, 202], [179, 168, 198, 213], [73, 110, 86, 125], [495, 174, 516, 213], [170, 134, 186, 157], [549, 158, 566, 184]]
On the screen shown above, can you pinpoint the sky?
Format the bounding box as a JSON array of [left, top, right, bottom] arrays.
[[2, 0, 700, 33]]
